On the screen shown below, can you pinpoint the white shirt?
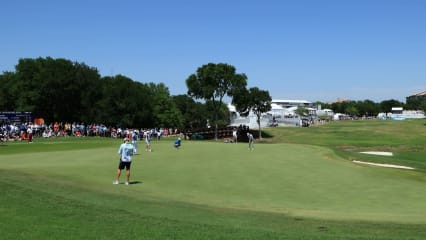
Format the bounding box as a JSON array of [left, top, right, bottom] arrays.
[[118, 142, 134, 162]]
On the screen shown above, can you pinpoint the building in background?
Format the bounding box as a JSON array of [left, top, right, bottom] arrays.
[[228, 99, 316, 128], [406, 91, 426, 101]]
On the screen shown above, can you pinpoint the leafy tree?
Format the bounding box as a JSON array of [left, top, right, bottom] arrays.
[[205, 100, 230, 127], [148, 83, 184, 129], [345, 104, 359, 117], [73, 62, 103, 123], [357, 100, 379, 117], [406, 98, 426, 112], [13, 58, 43, 114], [2, 57, 186, 128], [420, 100, 426, 112], [0, 72, 19, 111], [186, 63, 247, 140], [314, 101, 332, 110], [12, 57, 101, 122], [331, 101, 346, 114], [379, 99, 404, 113], [331, 101, 359, 117], [295, 106, 309, 117], [233, 87, 271, 139], [97, 75, 152, 128], [173, 94, 209, 129]]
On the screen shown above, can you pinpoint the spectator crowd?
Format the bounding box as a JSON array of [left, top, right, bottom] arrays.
[[0, 121, 182, 143]]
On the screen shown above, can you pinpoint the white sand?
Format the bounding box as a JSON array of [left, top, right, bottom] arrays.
[[352, 160, 415, 170], [360, 151, 393, 156]]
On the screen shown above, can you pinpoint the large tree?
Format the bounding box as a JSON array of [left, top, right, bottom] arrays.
[[233, 87, 271, 139], [0, 72, 19, 111], [96, 75, 151, 128], [356, 99, 379, 117], [379, 99, 404, 113], [12, 57, 101, 122], [173, 94, 209, 129], [148, 83, 184, 129], [186, 63, 247, 140], [406, 97, 426, 112]]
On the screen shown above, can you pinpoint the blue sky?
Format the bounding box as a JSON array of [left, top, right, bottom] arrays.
[[1, 0, 425, 103]]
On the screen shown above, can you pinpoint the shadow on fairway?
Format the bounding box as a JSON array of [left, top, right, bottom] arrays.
[[129, 181, 143, 185]]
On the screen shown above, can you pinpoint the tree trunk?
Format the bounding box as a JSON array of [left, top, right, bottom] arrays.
[[214, 111, 218, 141], [257, 115, 262, 139]]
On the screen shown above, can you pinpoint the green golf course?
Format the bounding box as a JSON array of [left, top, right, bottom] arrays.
[[1, 119, 425, 239]]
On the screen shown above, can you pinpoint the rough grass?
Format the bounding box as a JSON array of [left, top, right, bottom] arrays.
[[263, 119, 426, 170]]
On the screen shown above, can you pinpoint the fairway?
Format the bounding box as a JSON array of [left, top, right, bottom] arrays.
[[1, 121, 426, 239], [2, 138, 426, 222]]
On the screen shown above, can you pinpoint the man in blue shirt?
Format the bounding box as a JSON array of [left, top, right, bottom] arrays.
[[174, 137, 181, 149], [132, 130, 138, 153], [113, 137, 135, 185]]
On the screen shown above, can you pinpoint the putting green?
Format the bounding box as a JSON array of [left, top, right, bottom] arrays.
[[2, 140, 426, 224]]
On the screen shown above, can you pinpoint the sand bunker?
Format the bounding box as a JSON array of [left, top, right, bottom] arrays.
[[355, 151, 414, 170], [352, 160, 415, 170], [360, 151, 393, 156]]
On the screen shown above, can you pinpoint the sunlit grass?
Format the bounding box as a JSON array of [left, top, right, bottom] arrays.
[[1, 119, 425, 239]]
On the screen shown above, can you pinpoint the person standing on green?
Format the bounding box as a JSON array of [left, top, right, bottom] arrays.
[[232, 128, 238, 143], [113, 137, 135, 185], [247, 132, 254, 150]]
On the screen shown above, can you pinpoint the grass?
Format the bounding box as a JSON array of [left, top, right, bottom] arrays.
[[1, 119, 425, 239], [263, 118, 426, 170]]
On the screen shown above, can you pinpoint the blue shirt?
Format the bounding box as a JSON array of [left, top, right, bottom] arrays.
[[118, 143, 134, 162]]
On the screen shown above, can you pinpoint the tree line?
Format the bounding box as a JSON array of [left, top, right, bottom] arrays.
[[0, 58, 272, 136], [316, 97, 425, 118], [1, 57, 424, 131], [0, 57, 199, 129]]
